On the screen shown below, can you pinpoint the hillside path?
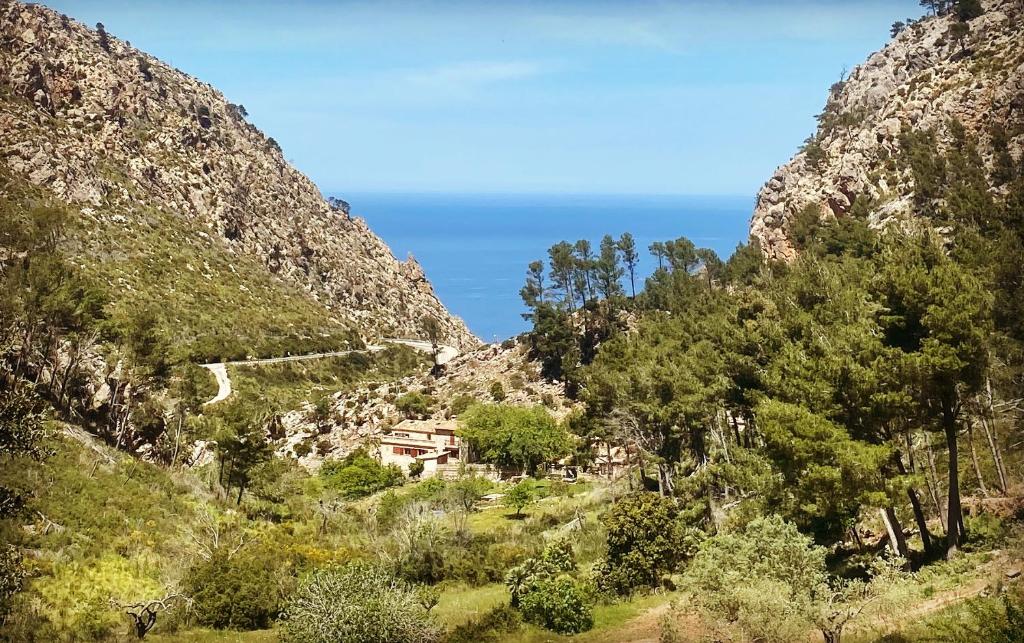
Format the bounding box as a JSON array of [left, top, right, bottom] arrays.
[[200, 339, 457, 406]]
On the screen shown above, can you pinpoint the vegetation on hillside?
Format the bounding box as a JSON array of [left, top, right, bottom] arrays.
[[2, 0, 1023, 640]]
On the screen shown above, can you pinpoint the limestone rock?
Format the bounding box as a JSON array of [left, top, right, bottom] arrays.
[[749, 0, 1024, 260], [0, 1, 477, 349]]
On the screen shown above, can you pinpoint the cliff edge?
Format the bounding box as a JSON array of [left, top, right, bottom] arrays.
[[750, 0, 1024, 261]]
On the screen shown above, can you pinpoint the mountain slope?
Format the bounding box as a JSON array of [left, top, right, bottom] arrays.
[[749, 0, 1024, 261], [0, 1, 477, 352]]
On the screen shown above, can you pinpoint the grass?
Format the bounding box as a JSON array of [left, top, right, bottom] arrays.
[[0, 427, 224, 640], [434, 582, 509, 628], [501, 592, 677, 643], [149, 628, 279, 642]]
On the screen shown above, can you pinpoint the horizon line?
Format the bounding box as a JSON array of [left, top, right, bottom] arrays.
[[323, 188, 756, 199]]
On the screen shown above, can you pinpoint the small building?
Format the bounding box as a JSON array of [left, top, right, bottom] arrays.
[[378, 419, 462, 476], [592, 441, 629, 478]]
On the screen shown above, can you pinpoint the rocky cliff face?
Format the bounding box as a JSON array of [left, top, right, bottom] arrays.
[[750, 0, 1024, 261], [0, 1, 477, 349]]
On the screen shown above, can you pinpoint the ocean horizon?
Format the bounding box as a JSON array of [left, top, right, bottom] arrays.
[[337, 192, 754, 341]]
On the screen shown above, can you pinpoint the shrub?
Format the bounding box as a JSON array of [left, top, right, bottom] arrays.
[[396, 392, 434, 419], [681, 515, 850, 643], [504, 481, 535, 517], [448, 394, 477, 417], [321, 448, 404, 499], [489, 381, 506, 402], [185, 548, 289, 630], [540, 538, 576, 573], [444, 604, 521, 643], [375, 490, 406, 531], [963, 512, 1007, 550], [519, 577, 593, 635], [931, 588, 1024, 642], [282, 562, 441, 643], [408, 460, 425, 478], [446, 474, 491, 512], [597, 492, 682, 594]]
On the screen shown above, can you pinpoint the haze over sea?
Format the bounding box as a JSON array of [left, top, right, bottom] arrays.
[[341, 193, 753, 341]]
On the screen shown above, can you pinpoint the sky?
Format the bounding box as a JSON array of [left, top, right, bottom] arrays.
[[44, 0, 921, 196]]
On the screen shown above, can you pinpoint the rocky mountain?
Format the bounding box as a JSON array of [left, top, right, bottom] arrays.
[[0, 1, 477, 350], [278, 338, 574, 469], [750, 0, 1024, 261]]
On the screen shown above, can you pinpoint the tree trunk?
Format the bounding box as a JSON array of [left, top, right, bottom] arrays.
[[171, 415, 183, 468], [982, 378, 1009, 494], [656, 462, 674, 497], [924, 432, 947, 531], [979, 415, 1008, 495], [943, 402, 962, 559], [966, 421, 989, 497], [881, 507, 909, 559], [895, 454, 932, 555], [850, 525, 864, 552]]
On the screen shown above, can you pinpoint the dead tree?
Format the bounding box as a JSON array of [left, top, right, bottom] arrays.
[[109, 594, 189, 639]]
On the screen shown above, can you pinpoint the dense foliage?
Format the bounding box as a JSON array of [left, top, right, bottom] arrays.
[[321, 448, 405, 499], [458, 404, 572, 475]]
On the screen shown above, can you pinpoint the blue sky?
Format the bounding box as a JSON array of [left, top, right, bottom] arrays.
[[44, 0, 920, 196]]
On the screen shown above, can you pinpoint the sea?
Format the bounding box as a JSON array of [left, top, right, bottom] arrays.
[[337, 193, 754, 342]]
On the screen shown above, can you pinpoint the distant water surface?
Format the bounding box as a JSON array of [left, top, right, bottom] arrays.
[[337, 193, 753, 341]]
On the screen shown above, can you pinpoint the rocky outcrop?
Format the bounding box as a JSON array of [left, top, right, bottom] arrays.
[[750, 0, 1024, 261], [0, 1, 477, 348], [279, 338, 574, 469]]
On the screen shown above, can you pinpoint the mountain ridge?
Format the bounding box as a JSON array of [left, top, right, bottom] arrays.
[[749, 0, 1024, 261], [0, 0, 478, 351]]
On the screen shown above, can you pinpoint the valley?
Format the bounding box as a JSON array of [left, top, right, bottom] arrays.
[[2, 0, 1024, 641]]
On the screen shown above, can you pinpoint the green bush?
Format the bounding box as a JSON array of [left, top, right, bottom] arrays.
[[930, 588, 1024, 642], [282, 562, 441, 643], [597, 492, 682, 594], [185, 548, 290, 630], [448, 394, 477, 417], [396, 392, 434, 419], [519, 577, 593, 634], [963, 512, 1008, 550], [489, 381, 506, 402], [540, 538, 576, 573], [408, 460, 425, 478], [444, 604, 521, 643], [321, 448, 404, 499], [504, 480, 536, 517], [681, 515, 835, 642]]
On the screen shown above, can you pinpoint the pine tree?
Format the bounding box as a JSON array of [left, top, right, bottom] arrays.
[[520, 260, 546, 320], [574, 239, 595, 304], [617, 233, 639, 298], [595, 235, 624, 300], [548, 242, 577, 311]]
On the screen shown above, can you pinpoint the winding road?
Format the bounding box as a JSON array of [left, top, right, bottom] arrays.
[[200, 339, 458, 406]]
